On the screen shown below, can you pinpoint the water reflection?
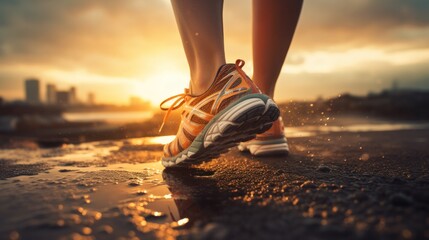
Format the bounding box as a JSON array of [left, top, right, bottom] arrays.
[[0, 138, 198, 239], [162, 167, 220, 226], [147, 135, 175, 145], [124, 135, 175, 145]]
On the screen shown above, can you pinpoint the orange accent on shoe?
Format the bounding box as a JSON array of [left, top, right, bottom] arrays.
[[238, 116, 289, 156], [255, 117, 285, 141], [235, 59, 261, 94], [159, 59, 262, 158]]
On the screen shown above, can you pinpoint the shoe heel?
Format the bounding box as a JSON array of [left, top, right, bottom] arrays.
[[204, 94, 279, 148]]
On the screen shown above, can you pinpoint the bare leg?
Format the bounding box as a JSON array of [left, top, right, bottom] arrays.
[[252, 0, 303, 99], [171, 0, 226, 95]]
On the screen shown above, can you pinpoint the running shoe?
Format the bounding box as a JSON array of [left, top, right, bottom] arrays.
[[160, 59, 280, 167], [238, 116, 289, 156]]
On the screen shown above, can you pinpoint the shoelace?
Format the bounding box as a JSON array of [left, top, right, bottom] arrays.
[[159, 88, 191, 133], [158, 59, 246, 133]]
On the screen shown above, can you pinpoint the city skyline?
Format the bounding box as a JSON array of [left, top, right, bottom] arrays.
[[16, 78, 154, 107], [22, 78, 83, 105], [1, 0, 429, 105]]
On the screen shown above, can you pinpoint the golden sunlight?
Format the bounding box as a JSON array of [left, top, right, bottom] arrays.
[[130, 68, 189, 105], [146, 136, 176, 145], [36, 58, 190, 105]]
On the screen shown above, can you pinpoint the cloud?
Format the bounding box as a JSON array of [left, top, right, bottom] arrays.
[[275, 60, 429, 101], [0, 0, 180, 77], [293, 0, 429, 50], [0, 0, 428, 103], [2, 0, 428, 68]]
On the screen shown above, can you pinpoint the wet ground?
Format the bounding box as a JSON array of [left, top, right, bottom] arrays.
[[1, 128, 429, 240]]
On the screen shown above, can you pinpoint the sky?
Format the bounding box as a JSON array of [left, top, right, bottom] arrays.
[[1, 0, 429, 105]]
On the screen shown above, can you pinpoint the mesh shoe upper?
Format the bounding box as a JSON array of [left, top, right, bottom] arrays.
[[161, 60, 261, 158]]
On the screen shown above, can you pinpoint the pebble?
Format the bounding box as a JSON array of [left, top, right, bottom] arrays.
[[82, 227, 92, 235], [300, 181, 317, 189], [56, 219, 65, 227], [275, 169, 285, 175], [349, 192, 369, 202], [128, 180, 143, 186], [146, 211, 166, 219], [100, 225, 114, 234], [317, 165, 331, 173], [200, 223, 228, 239], [389, 193, 413, 206], [171, 218, 190, 229], [136, 190, 147, 195], [391, 177, 406, 184], [415, 175, 429, 184]]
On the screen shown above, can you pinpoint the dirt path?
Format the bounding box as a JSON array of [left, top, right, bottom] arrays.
[[0, 129, 428, 240]]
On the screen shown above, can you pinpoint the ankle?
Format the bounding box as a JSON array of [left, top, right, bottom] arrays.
[[190, 61, 225, 95], [190, 80, 213, 95], [253, 81, 275, 98]]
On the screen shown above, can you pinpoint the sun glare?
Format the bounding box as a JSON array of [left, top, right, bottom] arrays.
[[146, 135, 176, 145], [131, 68, 189, 105]]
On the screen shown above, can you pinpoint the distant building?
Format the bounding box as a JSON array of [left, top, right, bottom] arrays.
[[25, 79, 41, 104], [56, 91, 71, 105], [88, 92, 95, 105], [70, 87, 77, 104], [46, 84, 56, 104]]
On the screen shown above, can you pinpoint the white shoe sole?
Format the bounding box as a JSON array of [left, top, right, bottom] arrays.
[[238, 137, 289, 156]]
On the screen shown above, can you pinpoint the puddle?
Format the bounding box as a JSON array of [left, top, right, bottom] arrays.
[[0, 138, 191, 239], [125, 136, 175, 145]]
